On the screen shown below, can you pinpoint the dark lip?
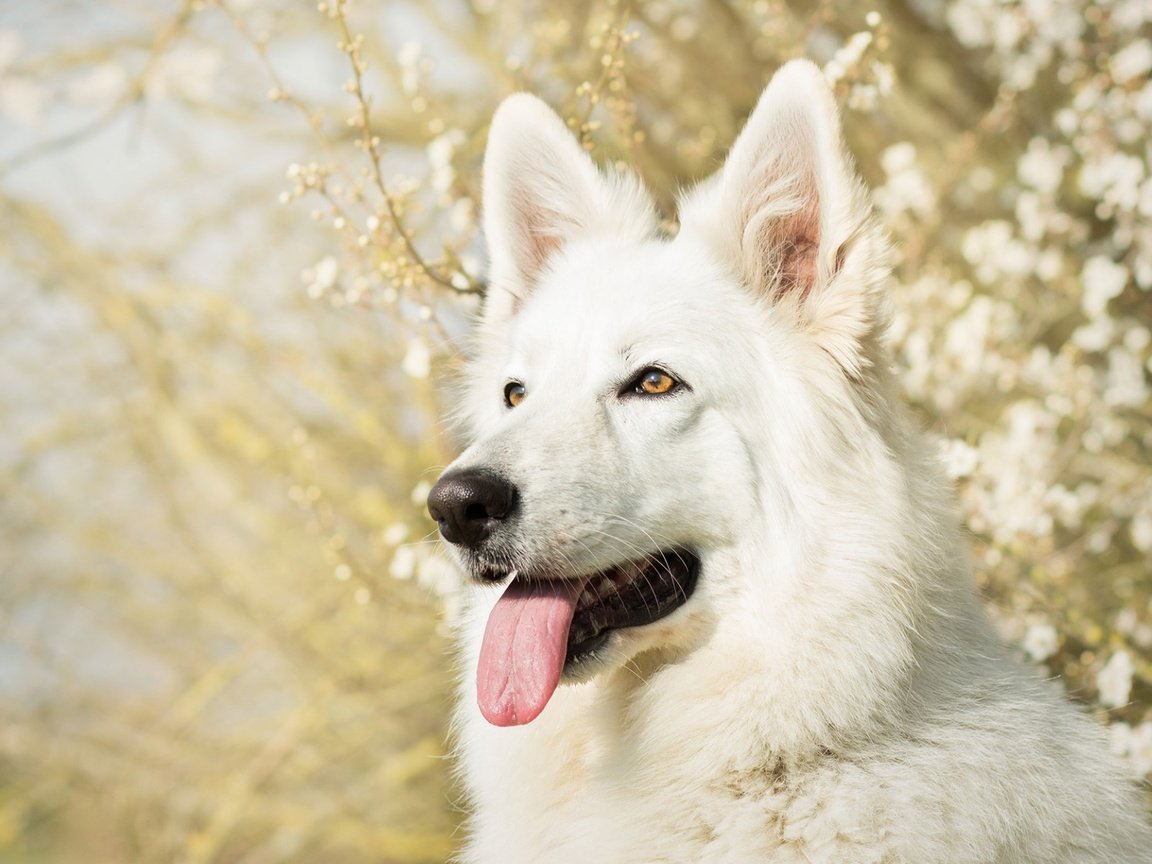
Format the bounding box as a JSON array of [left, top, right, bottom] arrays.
[[466, 551, 520, 584], [473, 562, 512, 583], [563, 548, 700, 670]]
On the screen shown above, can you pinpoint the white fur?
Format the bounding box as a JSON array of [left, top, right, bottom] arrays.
[[442, 60, 1152, 862]]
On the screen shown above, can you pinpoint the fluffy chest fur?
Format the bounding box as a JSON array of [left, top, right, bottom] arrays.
[[455, 625, 1150, 863]]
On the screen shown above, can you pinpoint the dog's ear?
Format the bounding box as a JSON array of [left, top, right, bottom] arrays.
[[681, 60, 886, 375], [481, 94, 657, 330]]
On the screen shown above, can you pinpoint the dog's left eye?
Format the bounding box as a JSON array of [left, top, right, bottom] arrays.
[[504, 381, 526, 408], [626, 367, 680, 397]]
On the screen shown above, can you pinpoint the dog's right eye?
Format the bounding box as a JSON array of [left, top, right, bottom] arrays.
[[504, 381, 526, 408], [636, 369, 677, 395], [622, 367, 682, 398]]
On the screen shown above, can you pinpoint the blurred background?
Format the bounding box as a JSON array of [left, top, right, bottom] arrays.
[[0, 0, 1149, 861]]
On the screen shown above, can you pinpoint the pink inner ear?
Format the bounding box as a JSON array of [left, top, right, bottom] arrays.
[[510, 188, 564, 285], [775, 196, 820, 300], [738, 137, 824, 303]]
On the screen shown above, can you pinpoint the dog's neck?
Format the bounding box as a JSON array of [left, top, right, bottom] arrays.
[[593, 440, 991, 777]]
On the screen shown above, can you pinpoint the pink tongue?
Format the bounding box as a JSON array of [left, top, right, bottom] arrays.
[[476, 577, 584, 727]]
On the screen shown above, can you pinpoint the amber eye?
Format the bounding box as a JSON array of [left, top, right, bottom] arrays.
[[633, 368, 678, 396], [503, 381, 526, 408]]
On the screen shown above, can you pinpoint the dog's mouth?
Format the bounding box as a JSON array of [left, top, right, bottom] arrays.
[[565, 548, 699, 664], [475, 548, 699, 728]]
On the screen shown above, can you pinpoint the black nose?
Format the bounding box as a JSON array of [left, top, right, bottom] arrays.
[[426, 469, 519, 548]]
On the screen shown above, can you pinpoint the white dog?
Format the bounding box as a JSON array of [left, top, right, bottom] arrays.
[[426, 60, 1152, 863]]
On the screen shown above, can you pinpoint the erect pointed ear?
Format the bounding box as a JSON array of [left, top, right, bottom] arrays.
[[679, 60, 887, 375], [481, 93, 657, 330]]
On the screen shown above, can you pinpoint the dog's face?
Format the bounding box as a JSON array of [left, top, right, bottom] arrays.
[[460, 240, 758, 571], [429, 61, 892, 727]]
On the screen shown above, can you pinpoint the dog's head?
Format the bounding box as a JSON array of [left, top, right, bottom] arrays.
[[430, 61, 904, 728]]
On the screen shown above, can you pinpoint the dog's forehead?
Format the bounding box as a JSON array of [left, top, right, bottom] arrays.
[[512, 238, 726, 356]]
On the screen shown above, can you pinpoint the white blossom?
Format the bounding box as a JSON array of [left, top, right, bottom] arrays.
[[427, 130, 466, 196], [398, 41, 423, 95], [1023, 622, 1059, 662], [381, 523, 409, 546], [304, 256, 339, 298], [939, 438, 979, 479], [449, 198, 475, 234], [1071, 315, 1116, 352], [389, 545, 417, 581], [961, 221, 1034, 284], [1130, 505, 1152, 553], [824, 31, 872, 85], [1128, 722, 1152, 777], [1111, 39, 1152, 84], [1104, 345, 1149, 407], [409, 480, 432, 508], [1110, 721, 1152, 778], [1017, 137, 1068, 195], [1080, 256, 1128, 319], [1097, 650, 1134, 708], [401, 337, 431, 379], [1079, 152, 1145, 216], [875, 143, 936, 217]]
